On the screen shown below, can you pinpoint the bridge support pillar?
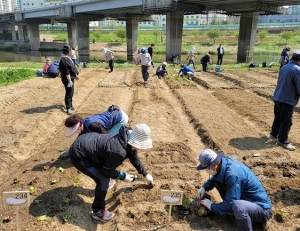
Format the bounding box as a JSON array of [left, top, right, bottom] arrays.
[[166, 11, 184, 63], [27, 23, 40, 50], [77, 20, 90, 63], [11, 24, 16, 41], [17, 25, 25, 41], [126, 18, 138, 62], [237, 12, 259, 63], [67, 21, 78, 49]]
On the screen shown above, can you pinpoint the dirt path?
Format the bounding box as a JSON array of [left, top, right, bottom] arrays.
[[0, 67, 299, 231]]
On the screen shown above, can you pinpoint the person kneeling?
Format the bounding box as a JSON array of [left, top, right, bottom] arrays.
[[156, 62, 168, 79]]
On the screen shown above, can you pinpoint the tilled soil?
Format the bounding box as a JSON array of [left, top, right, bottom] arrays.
[[0, 66, 299, 231]]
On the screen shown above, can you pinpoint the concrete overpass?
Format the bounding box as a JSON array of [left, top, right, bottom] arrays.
[[3, 0, 300, 63]]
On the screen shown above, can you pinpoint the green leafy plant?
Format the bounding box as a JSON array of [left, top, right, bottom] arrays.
[[33, 200, 42, 205], [63, 198, 71, 205], [58, 167, 65, 173], [145, 206, 153, 215], [50, 179, 58, 185], [182, 194, 191, 210], [127, 210, 135, 219], [37, 215, 47, 221], [63, 214, 71, 223], [29, 186, 35, 195], [58, 148, 65, 152], [277, 209, 286, 217], [13, 178, 19, 184], [73, 177, 80, 186]]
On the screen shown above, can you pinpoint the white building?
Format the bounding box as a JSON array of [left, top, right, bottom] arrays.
[[0, 0, 19, 13], [19, 0, 81, 11]]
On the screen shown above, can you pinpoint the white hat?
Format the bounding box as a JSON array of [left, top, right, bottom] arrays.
[[162, 61, 168, 66], [197, 149, 224, 170], [128, 123, 153, 149], [101, 47, 107, 53], [65, 121, 81, 137]]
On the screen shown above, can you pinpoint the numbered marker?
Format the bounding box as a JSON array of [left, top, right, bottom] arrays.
[[3, 191, 30, 208], [161, 190, 183, 205]]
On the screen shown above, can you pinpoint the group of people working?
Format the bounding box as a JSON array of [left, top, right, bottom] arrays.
[[59, 102, 275, 231]]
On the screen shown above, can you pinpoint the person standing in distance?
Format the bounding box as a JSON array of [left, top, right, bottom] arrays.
[[68, 123, 154, 222], [59, 45, 79, 115], [217, 44, 224, 65], [279, 46, 290, 69], [101, 47, 115, 73], [148, 43, 155, 68], [137, 48, 152, 85], [186, 47, 197, 69], [71, 47, 80, 67], [269, 50, 300, 151], [196, 149, 272, 231]]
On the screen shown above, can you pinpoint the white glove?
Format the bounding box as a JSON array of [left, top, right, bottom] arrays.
[[60, 150, 69, 159], [124, 174, 138, 182], [67, 79, 73, 87], [200, 198, 213, 210], [197, 187, 205, 199], [145, 174, 154, 184]]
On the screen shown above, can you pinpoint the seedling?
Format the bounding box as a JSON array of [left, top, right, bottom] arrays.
[[198, 206, 206, 216], [180, 184, 185, 189], [127, 210, 135, 219], [73, 178, 80, 187], [63, 198, 71, 205], [37, 215, 47, 221], [13, 178, 19, 184], [33, 200, 42, 205], [58, 167, 65, 173], [29, 186, 35, 195], [50, 179, 58, 185], [58, 148, 65, 152], [145, 206, 153, 215], [42, 165, 49, 171], [182, 194, 191, 210], [63, 214, 71, 223], [275, 208, 286, 222]]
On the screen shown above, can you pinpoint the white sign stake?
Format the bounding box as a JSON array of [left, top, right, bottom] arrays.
[[3, 191, 30, 231], [161, 190, 183, 224]]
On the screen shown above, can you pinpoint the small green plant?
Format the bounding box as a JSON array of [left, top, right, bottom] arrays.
[[58, 148, 65, 152], [63, 214, 71, 223], [127, 210, 135, 219], [50, 179, 58, 185], [73, 177, 80, 186], [58, 167, 65, 173], [37, 215, 47, 221], [29, 186, 35, 195], [33, 200, 42, 205], [182, 194, 191, 210], [63, 198, 71, 205], [145, 206, 153, 215], [13, 178, 19, 184]]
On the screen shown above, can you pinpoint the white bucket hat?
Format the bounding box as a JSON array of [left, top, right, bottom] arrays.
[[128, 123, 153, 149]]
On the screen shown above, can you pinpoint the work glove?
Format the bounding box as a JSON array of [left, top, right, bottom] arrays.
[[59, 150, 70, 159], [67, 79, 73, 87], [197, 187, 205, 200], [200, 198, 213, 210], [145, 174, 154, 184], [124, 174, 138, 182]]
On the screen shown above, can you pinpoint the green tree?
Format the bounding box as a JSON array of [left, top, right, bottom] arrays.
[[280, 30, 294, 44], [257, 30, 268, 43], [115, 28, 126, 43], [152, 29, 160, 42], [191, 29, 199, 38], [207, 29, 221, 44], [233, 31, 239, 41]]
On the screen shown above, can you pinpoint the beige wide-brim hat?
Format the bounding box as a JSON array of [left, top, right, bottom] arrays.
[[128, 123, 153, 149], [65, 121, 80, 137]]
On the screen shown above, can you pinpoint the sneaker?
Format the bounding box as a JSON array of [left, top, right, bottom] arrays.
[[70, 106, 75, 110], [67, 109, 73, 115], [277, 141, 295, 151], [144, 81, 148, 85], [92, 209, 115, 222], [158, 75, 162, 79], [268, 134, 277, 141], [108, 179, 116, 191]]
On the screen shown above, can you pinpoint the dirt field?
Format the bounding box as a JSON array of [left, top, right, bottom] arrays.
[[0, 65, 300, 231]]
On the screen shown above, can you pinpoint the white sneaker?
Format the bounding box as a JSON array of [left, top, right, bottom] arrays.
[[277, 142, 295, 151], [108, 179, 116, 190]]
